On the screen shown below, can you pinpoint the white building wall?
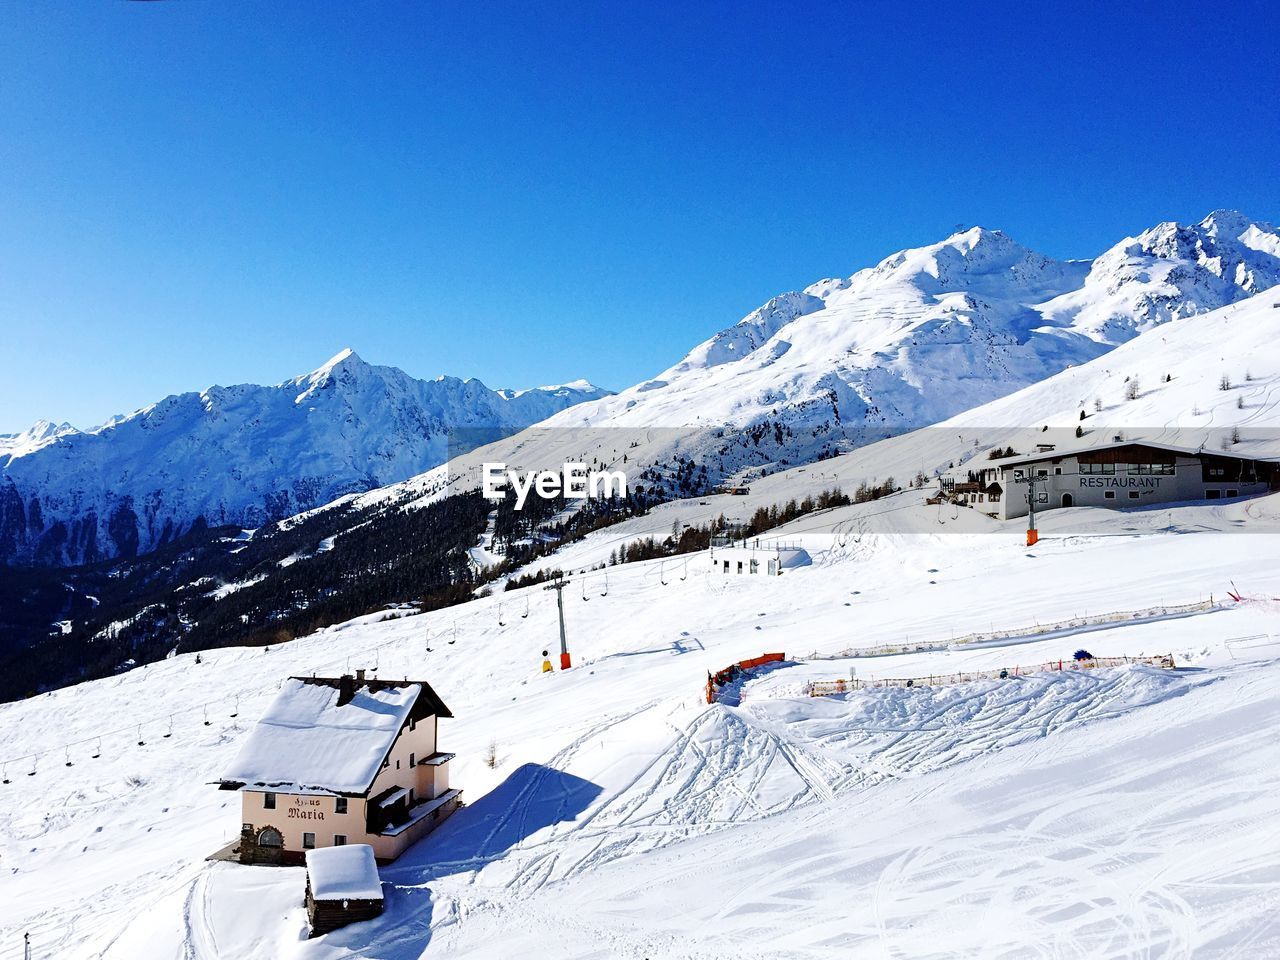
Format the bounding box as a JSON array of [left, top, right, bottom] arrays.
[[999, 454, 1267, 520]]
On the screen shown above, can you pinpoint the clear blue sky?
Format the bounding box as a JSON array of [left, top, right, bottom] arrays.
[[2, 1, 1277, 432]]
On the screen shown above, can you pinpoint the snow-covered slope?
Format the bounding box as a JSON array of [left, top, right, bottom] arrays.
[[4, 493, 1280, 958], [0, 350, 609, 565]]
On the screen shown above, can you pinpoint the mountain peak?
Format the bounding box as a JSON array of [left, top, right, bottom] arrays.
[[1199, 209, 1254, 236], [293, 348, 375, 400], [315, 347, 363, 373]]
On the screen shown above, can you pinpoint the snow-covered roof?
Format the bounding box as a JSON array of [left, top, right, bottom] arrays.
[[219, 677, 449, 796], [305, 844, 383, 902], [993, 440, 1243, 469]]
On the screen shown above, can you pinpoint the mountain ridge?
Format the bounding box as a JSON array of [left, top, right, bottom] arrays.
[[0, 351, 610, 565]]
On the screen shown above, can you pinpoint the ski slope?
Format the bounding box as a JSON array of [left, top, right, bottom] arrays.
[[4, 492, 1280, 958]]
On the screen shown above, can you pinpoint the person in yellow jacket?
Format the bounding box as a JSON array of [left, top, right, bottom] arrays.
[[542, 650, 553, 673]]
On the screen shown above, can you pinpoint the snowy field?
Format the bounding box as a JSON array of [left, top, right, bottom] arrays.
[[4, 490, 1280, 958]]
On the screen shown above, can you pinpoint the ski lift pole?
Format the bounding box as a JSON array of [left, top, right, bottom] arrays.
[[544, 576, 572, 669]]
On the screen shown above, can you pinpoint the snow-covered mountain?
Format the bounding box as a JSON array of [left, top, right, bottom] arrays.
[[342, 211, 1280, 520], [546, 211, 1280, 452], [0, 350, 609, 565]]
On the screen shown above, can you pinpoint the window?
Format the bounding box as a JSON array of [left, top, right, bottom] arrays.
[[1206, 489, 1222, 499], [303, 832, 316, 849], [257, 827, 283, 848], [1128, 491, 1140, 499], [1080, 463, 1116, 475], [396, 759, 401, 770], [1104, 491, 1116, 500], [1054, 467, 1062, 475], [334, 834, 347, 846], [1227, 489, 1239, 497], [335, 797, 348, 815], [749, 559, 759, 574], [410, 718, 416, 732], [263, 792, 276, 810], [737, 562, 743, 574], [409, 753, 416, 768]]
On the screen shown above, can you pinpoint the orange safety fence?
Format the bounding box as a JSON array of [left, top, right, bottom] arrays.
[[706, 652, 785, 704], [806, 654, 1176, 697]]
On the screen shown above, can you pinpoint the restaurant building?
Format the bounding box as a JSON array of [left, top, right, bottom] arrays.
[[982, 440, 1277, 520]]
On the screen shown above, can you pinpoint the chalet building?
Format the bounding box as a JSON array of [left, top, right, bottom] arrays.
[[982, 441, 1278, 520], [939, 461, 1009, 508], [710, 538, 812, 575], [219, 672, 461, 865]]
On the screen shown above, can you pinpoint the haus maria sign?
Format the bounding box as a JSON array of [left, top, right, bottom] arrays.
[[1080, 476, 1161, 489], [287, 796, 326, 820]]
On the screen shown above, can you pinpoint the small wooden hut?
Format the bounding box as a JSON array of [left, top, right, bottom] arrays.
[[304, 844, 385, 937]]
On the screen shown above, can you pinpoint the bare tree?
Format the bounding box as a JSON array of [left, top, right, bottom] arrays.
[[1220, 374, 1232, 391], [485, 740, 499, 769], [1125, 378, 1141, 401]]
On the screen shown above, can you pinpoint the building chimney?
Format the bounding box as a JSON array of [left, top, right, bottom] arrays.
[[338, 673, 355, 706], [356, 668, 366, 682]]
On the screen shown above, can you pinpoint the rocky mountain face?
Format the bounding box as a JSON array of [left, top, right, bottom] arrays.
[[0, 350, 608, 565]]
